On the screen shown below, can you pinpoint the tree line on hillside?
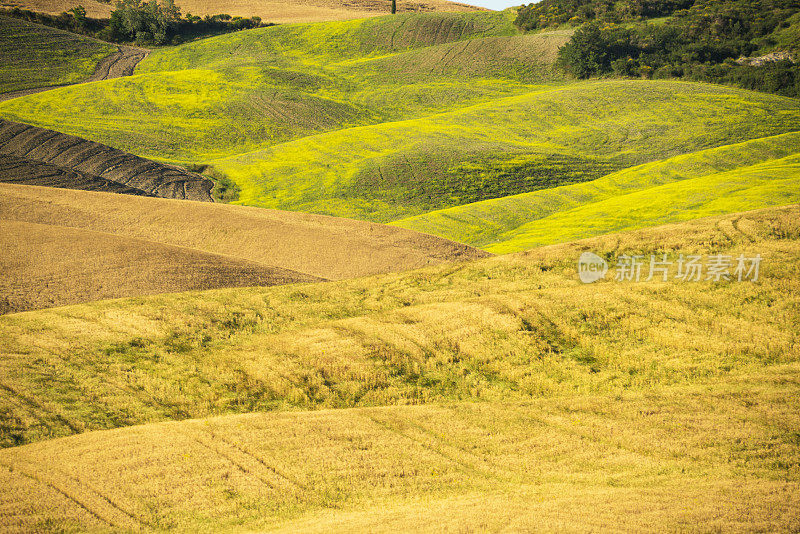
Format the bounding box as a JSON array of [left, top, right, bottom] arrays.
[[516, 0, 800, 98], [1, 0, 269, 45]]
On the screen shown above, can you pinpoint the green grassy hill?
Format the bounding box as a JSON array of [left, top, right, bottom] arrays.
[[393, 131, 800, 250], [0, 11, 539, 161], [1, 10, 799, 242], [211, 80, 800, 221], [1, 205, 799, 531], [0, 15, 115, 94]]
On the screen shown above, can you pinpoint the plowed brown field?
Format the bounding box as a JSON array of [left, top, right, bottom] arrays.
[[0, 183, 489, 312]]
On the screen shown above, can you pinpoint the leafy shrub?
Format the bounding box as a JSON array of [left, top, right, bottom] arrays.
[[552, 0, 800, 96]]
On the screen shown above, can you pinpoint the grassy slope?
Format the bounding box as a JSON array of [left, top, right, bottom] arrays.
[[0, 204, 797, 445], [0, 11, 532, 161], [489, 153, 800, 253], [2, 378, 798, 532], [0, 15, 115, 93], [392, 131, 800, 250], [211, 80, 800, 221], [0, 205, 798, 531], [4, 12, 797, 230]]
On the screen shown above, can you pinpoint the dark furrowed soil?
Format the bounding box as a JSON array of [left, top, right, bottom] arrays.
[[0, 119, 214, 201], [0, 153, 154, 195], [85, 45, 148, 82]]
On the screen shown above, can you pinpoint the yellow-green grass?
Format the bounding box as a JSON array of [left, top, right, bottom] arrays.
[[392, 131, 800, 250], [1, 376, 798, 532], [0, 15, 115, 94], [1, 204, 798, 449], [488, 153, 800, 253], [0, 11, 541, 162], [210, 80, 800, 221], [137, 11, 520, 71]]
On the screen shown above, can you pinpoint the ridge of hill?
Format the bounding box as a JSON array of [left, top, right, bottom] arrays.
[[392, 131, 800, 250]]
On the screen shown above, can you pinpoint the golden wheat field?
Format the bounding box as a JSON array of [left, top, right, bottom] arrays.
[[0, 206, 799, 531], [1, 1, 799, 532]]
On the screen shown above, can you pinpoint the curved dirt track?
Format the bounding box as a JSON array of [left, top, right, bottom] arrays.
[[0, 23, 149, 102], [85, 45, 149, 81], [0, 119, 214, 200]]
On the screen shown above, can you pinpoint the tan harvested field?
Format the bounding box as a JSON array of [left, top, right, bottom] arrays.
[[1, 378, 799, 532], [0, 0, 483, 22], [0, 183, 489, 311], [0, 219, 322, 314], [0, 119, 213, 201], [0, 205, 798, 531]]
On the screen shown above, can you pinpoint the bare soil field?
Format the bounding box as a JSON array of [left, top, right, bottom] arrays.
[[0, 219, 322, 314], [0, 0, 483, 23], [0, 119, 213, 200], [0, 153, 152, 195], [0, 183, 489, 312]]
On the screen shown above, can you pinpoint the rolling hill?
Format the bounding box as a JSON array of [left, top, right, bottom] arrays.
[[1, 3, 799, 533], [2, 12, 798, 234], [0, 0, 484, 23], [0, 204, 798, 530], [0, 219, 321, 314], [0, 182, 488, 312], [392, 131, 800, 251], [0, 14, 115, 94], [0, 11, 534, 162], [211, 80, 800, 221]]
